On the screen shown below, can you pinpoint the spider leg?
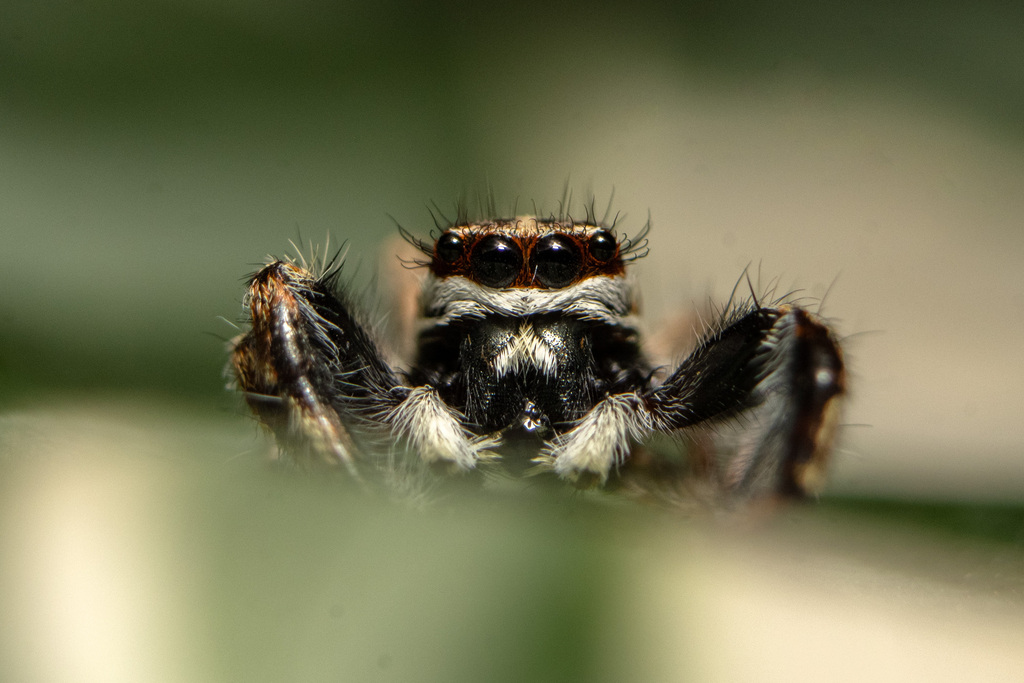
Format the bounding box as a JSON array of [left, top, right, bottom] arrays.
[[545, 304, 844, 498], [645, 304, 845, 498], [230, 261, 390, 473], [230, 260, 491, 475]]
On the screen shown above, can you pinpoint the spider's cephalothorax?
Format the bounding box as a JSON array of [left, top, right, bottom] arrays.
[[230, 216, 845, 504]]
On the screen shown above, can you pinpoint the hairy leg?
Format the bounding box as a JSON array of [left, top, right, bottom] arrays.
[[231, 260, 492, 476], [544, 303, 844, 498]]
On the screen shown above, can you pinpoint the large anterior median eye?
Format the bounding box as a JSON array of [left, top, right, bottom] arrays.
[[532, 234, 582, 288], [471, 234, 523, 288]]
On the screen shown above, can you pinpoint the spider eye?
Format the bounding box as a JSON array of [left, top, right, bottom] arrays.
[[471, 235, 523, 288], [588, 230, 617, 263], [532, 234, 582, 288], [436, 231, 464, 264]]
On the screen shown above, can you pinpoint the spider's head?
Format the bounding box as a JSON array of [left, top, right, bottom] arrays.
[[408, 216, 648, 324]]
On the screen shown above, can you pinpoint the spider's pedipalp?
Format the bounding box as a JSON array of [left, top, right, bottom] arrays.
[[538, 392, 652, 485], [387, 385, 497, 469]]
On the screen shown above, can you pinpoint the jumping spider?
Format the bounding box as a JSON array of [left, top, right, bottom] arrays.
[[230, 213, 845, 504]]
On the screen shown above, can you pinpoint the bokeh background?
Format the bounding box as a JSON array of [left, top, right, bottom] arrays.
[[1, 1, 1023, 681]]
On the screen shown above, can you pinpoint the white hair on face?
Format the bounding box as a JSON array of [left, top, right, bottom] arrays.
[[492, 322, 560, 377], [419, 274, 639, 326]]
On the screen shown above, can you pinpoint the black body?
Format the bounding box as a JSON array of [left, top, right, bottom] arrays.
[[410, 314, 652, 436]]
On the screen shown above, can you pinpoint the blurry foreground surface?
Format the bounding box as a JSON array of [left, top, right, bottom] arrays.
[[1, 399, 1022, 682]]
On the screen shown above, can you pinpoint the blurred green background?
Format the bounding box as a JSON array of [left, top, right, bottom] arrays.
[[2, 1, 1023, 681]]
